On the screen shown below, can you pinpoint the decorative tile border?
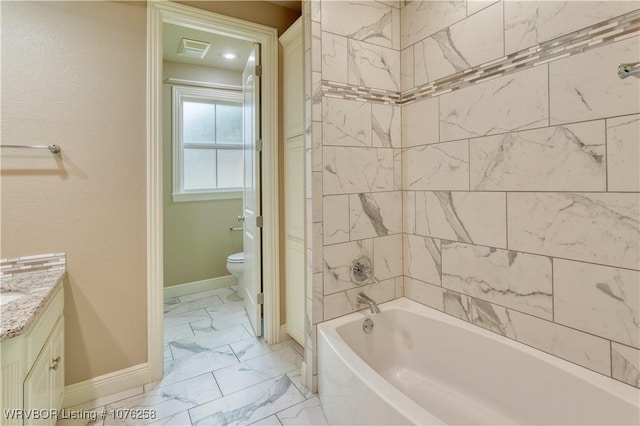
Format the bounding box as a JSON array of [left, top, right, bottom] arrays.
[[322, 81, 400, 105], [321, 9, 640, 105], [0, 252, 66, 276]]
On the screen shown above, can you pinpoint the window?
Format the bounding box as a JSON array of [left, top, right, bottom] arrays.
[[172, 86, 244, 202]]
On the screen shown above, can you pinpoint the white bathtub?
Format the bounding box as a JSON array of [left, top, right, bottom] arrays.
[[318, 298, 640, 425]]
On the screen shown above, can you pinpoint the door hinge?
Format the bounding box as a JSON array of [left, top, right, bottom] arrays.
[[255, 65, 262, 77], [257, 293, 264, 304], [256, 216, 264, 228], [256, 139, 263, 152]]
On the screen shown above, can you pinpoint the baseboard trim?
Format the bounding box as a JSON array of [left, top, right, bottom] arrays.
[[300, 361, 308, 388], [164, 275, 237, 300], [282, 323, 306, 348], [63, 363, 149, 409]]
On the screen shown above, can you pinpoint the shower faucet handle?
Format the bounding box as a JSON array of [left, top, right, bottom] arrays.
[[350, 255, 380, 285]]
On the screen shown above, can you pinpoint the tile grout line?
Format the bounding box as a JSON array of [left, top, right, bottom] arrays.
[[322, 9, 639, 106], [407, 289, 634, 384], [325, 113, 623, 153], [505, 192, 509, 250], [605, 118, 609, 192], [502, 0, 506, 58], [406, 275, 639, 354], [610, 337, 614, 379], [550, 256, 555, 323], [547, 62, 551, 127]]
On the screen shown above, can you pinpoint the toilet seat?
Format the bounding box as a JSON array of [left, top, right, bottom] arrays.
[[227, 252, 244, 263]]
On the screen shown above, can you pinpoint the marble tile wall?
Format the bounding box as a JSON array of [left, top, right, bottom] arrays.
[[399, 0, 640, 390], [304, 0, 640, 394], [305, 0, 404, 392]]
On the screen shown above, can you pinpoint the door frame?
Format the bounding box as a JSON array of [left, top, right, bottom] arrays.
[[146, 0, 281, 382]]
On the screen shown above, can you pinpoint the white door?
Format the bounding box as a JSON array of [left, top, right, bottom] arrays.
[[242, 44, 262, 337]]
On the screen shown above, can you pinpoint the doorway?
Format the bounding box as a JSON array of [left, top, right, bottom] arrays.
[[146, 1, 282, 383]]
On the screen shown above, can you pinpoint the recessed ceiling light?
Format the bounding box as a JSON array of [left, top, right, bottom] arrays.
[[221, 51, 238, 60], [177, 38, 211, 59]]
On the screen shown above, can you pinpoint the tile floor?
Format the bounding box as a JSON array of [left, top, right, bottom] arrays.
[[57, 286, 328, 426]]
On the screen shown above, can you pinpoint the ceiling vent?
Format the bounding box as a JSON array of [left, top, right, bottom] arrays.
[[177, 38, 211, 59]]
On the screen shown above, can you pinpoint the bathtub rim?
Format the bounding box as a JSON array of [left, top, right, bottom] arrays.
[[318, 306, 441, 425], [317, 297, 640, 422]]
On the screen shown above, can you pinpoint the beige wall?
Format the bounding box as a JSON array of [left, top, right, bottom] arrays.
[[1, 0, 300, 386], [162, 61, 243, 287], [1, 1, 147, 385], [178, 1, 301, 35]]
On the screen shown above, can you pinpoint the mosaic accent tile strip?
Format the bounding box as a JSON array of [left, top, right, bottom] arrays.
[[321, 9, 640, 106], [0, 252, 66, 276], [322, 81, 400, 105]]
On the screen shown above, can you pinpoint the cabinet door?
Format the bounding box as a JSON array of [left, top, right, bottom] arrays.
[[23, 316, 64, 426], [23, 346, 53, 426], [49, 317, 64, 411]]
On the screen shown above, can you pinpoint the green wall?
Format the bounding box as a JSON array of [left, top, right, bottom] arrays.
[[163, 61, 244, 287]]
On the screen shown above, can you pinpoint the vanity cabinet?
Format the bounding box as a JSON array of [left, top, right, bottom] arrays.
[[23, 316, 64, 425], [1, 285, 64, 426]]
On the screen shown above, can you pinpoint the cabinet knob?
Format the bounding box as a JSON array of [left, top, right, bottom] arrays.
[[50, 356, 61, 370]]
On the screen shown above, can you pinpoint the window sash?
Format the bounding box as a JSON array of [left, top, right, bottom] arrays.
[[182, 143, 243, 150], [172, 85, 243, 201]]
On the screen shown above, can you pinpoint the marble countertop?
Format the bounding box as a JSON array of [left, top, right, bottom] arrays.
[[1, 270, 65, 341]]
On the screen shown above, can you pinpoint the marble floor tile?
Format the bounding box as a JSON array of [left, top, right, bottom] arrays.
[[276, 397, 328, 426], [153, 410, 192, 426], [216, 288, 243, 304], [104, 374, 221, 426], [145, 347, 239, 391], [92, 286, 316, 426], [164, 344, 173, 362], [214, 347, 303, 395], [178, 290, 215, 303], [164, 297, 179, 305], [170, 325, 252, 359], [287, 340, 304, 358], [229, 337, 273, 362], [286, 370, 313, 399], [164, 323, 195, 344], [230, 338, 304, 363], [249, 415, 282, 426], [190, 311, 251, 333], [177, 287, 240, 303], [164, 309, 211, 329], [164, 295, 224, 315], [189, 375, 305, 426], [206, 302, 246, 318]]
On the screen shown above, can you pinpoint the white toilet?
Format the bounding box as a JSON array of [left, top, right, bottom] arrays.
[[226, 252, 245, 299]]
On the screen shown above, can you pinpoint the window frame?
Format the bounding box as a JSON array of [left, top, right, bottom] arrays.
[[172, 85, 244, 202]]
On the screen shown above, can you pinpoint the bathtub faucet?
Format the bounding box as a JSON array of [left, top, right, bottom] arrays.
[[357, 293, 380, 315]]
